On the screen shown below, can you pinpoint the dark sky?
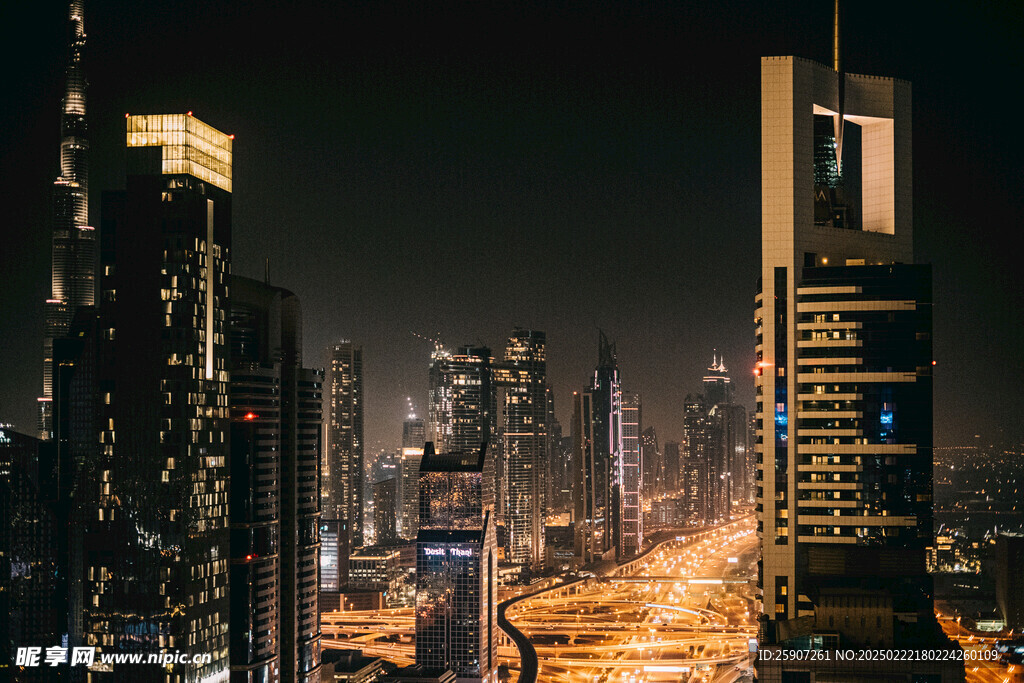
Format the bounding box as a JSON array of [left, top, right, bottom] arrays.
[[2, 0, 1022, 452]]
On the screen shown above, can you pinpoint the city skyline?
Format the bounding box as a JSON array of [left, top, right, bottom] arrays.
[[2, 1, 1022, 453], [4, 2, 1024, 681]]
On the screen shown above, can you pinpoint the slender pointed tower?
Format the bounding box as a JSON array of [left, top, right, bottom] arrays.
[[39, 0, 95, 439]]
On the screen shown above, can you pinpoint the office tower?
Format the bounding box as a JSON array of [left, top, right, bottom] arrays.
[[702, 353, 732, 407], [755, 37, 960, 678], [678, 455, 703, 527], [995, 533, 1024, 631], [715, 402, 749, 507], [543, 385, 557, 515], [415, 444, 497, 683], [229, 276, 324, 683], [326, 341, 364, 548], [682, 396, 713, 524], [640, 426, 659, 499], [572, 332, 624, 563], [349, 547, 402, 598], [78, 113, 232, 680], [427, 345, 499, 551], [496, 328, 548, 571], [619, 390, 642, 556], [39, 0, 96, 440], [398, 447, 424, 540], [320, 519, 344, 597], [0, 427, 60, 681], [374, 478, 398, 546], [403, 415, 426, 450], [428, 345, 496, 454], [662, 440, 680, 494], [572, 390, 603, 563]]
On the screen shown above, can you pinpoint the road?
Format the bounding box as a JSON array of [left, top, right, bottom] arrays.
[[938, 619, 1022, 683], [505, 518, 759, 683]]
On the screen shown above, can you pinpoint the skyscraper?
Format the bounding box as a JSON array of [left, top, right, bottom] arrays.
[[640, 426, 660, 499], [374, 478, 398, 546], [496, 328, 548, 571], [1, 427, 61, 682], [403, 415, 426, 450], [326, 341, 364, 549], [619, 390, 642, 557], [81, 113, 233, 680], [229, 276, 324, 683], [681, 396, 712, 524], [414, 444, 497, 683], [428, 345, 496, 454], [398, 446, 424, 541], [572, 332, 625, 563], [755, 38, 961, 678], [39, 0, 96, 440], [702, 353, 732, 407]]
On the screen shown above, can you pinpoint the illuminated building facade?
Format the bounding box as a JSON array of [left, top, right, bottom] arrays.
[[40, 0, 96, 440], [229, 276, 324, 683], [415, 445, 497, 683], [398, 447, 424, 540], [349, 547, 402, 605], [495, 328, 548, 571], [619, 390, 642, 556], [326, 341, 364, 550], [320, 519, 344, 595], [80, 113, 233, 681], [755, 47, 961, 678], [428, 346, 496, 455], [681, 397, 712, 524]]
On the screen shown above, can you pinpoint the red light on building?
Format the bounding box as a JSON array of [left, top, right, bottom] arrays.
[[244, 412, 258, 421]]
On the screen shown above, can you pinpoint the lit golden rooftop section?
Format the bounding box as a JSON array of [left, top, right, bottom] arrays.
[[126, 113, 233, 193]]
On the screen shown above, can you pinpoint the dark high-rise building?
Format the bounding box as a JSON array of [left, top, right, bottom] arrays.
[[403, 416, 426, 450], [40, 0, 96, 440], [995, 533, 1024, 631], [619, 390, 642, 557], [496, 328, 548, 571], [662, 440, 680, 494], [572, 332, 628, 563], [755, 42, 961, 678], [326, 341, 364, 548], [702, 353, 732, 407], [80, 113, 233, 680], [572, 389, 605, 563], [1, 427, 61, 681], [640, 426, 660, 499], [415, 444, 497, 683], [229, 276, 324, 683], [374, 478, 398, 546]]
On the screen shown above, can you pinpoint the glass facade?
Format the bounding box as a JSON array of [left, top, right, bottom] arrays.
[[127, 114, 233, 193], [414, 447, 497, 683]]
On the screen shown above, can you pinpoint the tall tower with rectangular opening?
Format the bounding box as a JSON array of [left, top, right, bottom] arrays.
[[755, 55, 962, 679]]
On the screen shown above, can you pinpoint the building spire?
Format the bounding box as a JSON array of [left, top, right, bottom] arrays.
[[39, 0, 94, 439]]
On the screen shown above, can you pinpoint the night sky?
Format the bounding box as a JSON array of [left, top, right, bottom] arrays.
[[2, 1, 1022, 453]]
